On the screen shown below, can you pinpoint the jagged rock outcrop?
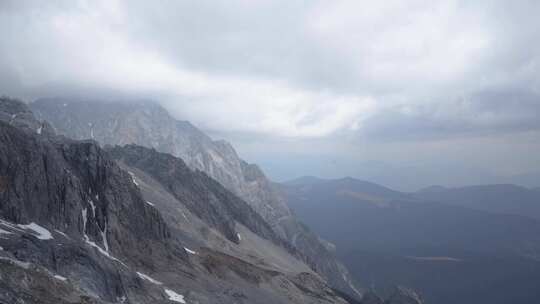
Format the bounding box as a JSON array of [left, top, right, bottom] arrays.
[[105, 145, 314, 279], [0, 97, 352, 304], [0, 97, 55, 137], [0, 97, 184, 302], [0, 100, 173, 260], [30, 99, 293, 225], [107, 144, 288, 249], [30, 97, 362, 298]]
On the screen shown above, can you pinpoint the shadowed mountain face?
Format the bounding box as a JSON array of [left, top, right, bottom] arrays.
[[0, 97, 360, 304], [30, 98, 361, 297], [107, 144, 286, 249], [282, 176, 540, 304]]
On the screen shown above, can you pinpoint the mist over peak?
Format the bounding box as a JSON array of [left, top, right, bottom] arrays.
[[1, 0, 540, 186]]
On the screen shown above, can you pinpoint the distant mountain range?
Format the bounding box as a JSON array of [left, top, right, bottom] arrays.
[[282, 176, 540, 304], [265, 158, 540, 192]]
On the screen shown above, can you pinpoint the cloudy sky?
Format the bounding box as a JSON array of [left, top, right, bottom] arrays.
[[1, 0, 539, 190]]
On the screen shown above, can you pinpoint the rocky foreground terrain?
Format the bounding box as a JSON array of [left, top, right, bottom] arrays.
[[0, 97, 424, 304]]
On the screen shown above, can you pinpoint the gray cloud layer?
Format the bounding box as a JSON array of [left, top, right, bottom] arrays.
[[1, 0, 539, 186]]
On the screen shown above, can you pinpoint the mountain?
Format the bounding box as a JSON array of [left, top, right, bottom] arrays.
[[284, 176, 329, 186], [0, 97, 361, 303], [414, 184, 540, 220], [106, 144, 292, 255], [29, 98, 361, 297], [415, 185, 448, 193], [288, 176, 406, 198], [30, 99, 293, 226], [282, 176, 540, 304]]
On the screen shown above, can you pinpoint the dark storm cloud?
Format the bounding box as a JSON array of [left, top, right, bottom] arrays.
[[1, 0, 539, 140], [1, 0, 540, 184]]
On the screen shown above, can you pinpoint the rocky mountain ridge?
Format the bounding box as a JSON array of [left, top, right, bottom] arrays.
[[0, 97, 359, 303], [30, 97, 361, 297]]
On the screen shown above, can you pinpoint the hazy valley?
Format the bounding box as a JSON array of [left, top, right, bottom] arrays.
[[283, 177, 540, 304]]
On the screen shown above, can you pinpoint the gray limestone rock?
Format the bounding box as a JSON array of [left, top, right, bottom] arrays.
[[30, 98, 362, 298], [0, 97, 354, 304]]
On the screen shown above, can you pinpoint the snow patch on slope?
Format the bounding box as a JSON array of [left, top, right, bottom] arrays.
[[184, 247, 197, 255], [82, 207, 123, 266], [164, 289, 186, 303], [54, 229, 70, 239], [85, 238, 127, 267], [18, 223, 53, 240], [82, 208, 89, 241], [88, 199, 96, 217], [101, 222, 109, 252], [128, 171, 139, 186], [54, 274, 67, 281], [137, 272, 163, 285]]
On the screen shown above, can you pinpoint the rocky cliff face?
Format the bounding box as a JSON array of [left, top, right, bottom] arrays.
[[30, 99, 292, 225], [107, 144, 287, 249], [30, 98, 362, 298], [0, 97, 356, 304]]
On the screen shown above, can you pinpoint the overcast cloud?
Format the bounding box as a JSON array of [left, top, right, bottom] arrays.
[[1, 0, 539, 189]]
